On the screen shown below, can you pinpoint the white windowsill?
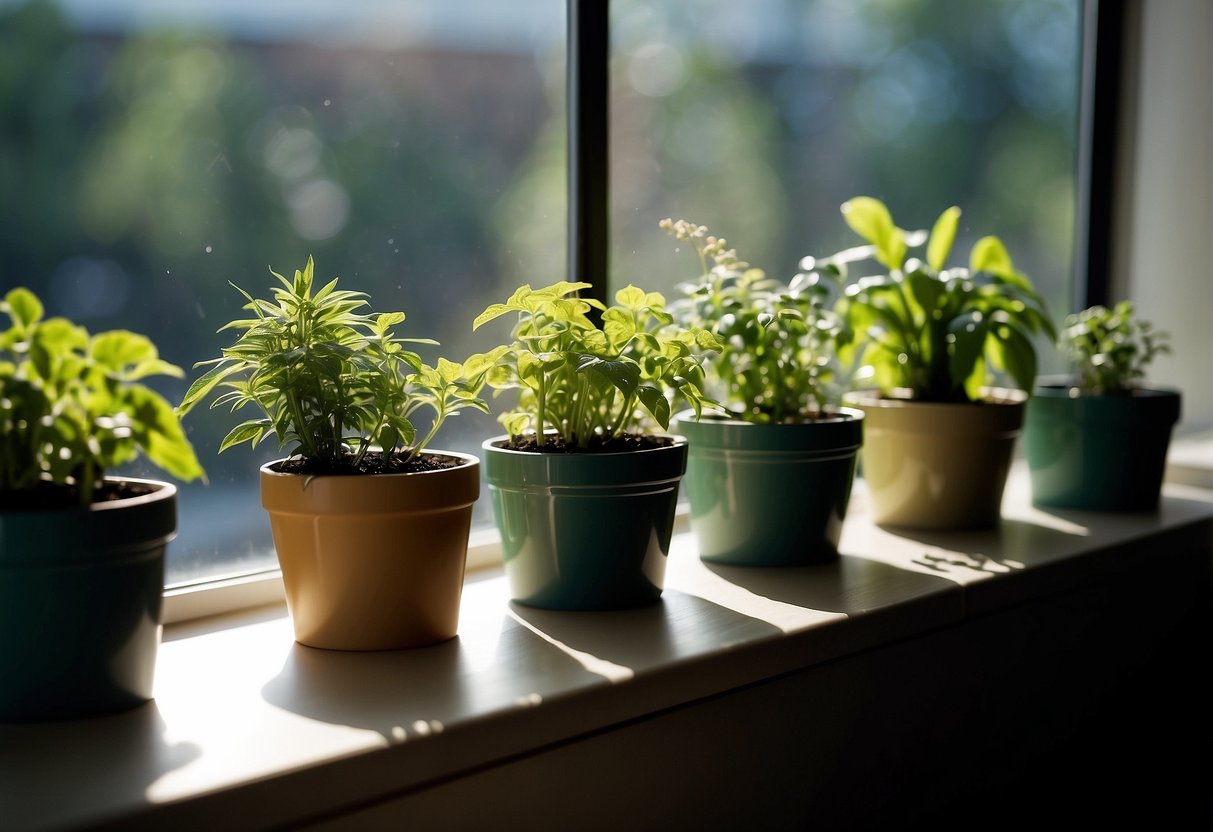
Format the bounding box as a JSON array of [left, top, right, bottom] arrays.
[[3, 464, 1212, 832]]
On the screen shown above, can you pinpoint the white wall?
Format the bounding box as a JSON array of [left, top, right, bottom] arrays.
[[1116, 0, 1213, 435]]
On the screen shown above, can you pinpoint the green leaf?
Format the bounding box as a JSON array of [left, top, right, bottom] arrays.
[[602, 307, 637, 344], [615, 284, 647, 310], [948, 312, 990, 392], [636, 384, 671, 429], [988, 321, 1038, 393], [906, 269, 945, 323], [90, 330, 158, 373], [436, 356, 463, 384], [219, 419, 270, 453], [463, 346, 510, 379], [841, 197, 905, 270], [375, 311, 406, 334], [473, 303, 513, 331], [969, 236, 1013, 277], [4, 287, 43, 329], [926, 206, 961, 272], [533, 280, 593, 301], [577, 355, 640, 397]]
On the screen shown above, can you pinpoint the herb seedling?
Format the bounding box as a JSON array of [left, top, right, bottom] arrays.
[[1061, 301, 1170, 395], [662, 218, 849, 422], [472, 280, 721, 450], [178, 256, 494, 473]]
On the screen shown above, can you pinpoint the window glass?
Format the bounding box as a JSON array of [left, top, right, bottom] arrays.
[[1, 0, 566, 584], [609, 0, 1080, 377]]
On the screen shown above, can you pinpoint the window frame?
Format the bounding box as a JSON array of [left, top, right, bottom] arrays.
[[164, 0, 1109, 622]]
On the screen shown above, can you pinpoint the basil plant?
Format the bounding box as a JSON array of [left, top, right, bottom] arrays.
[[472, 280, 721, 450], [1, 287, 204, 507]]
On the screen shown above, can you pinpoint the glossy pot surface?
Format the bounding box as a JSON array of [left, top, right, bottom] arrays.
[[0, 478, 175, 722], [483, 436, 686, 610], [1025, 383, 1181, 511], [672, 409, 863, 566], [261, 450, 479, 650], [847, 389, 1026, 530]]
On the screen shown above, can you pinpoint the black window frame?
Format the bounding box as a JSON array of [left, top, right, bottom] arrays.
[[568, 0, 1117, 315]]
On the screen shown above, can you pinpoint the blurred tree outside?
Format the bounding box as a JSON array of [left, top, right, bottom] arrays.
[[0, 0, 1081, 582], [0, 0, 565, 580]]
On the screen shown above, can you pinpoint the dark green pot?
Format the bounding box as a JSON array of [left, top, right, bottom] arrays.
[[672, 408, 864, 566], [0, 478, 176, 722], [483, 435, 686, 610], [1024, 382, 1182, 511]]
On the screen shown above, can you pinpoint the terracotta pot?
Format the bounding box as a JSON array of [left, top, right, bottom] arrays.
[[672, 408, 864, 566], [259, 450, 479, 651], [846, 389, 1026, 530], [0, 477, 175, 722], [482, 435, 686, 610], [1025, 381, 1181, 510]]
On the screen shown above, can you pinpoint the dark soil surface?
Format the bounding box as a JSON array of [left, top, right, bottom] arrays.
[[268, 450, 466, 476], [491, 433, 676, 454], [1, 479, 159, 511]]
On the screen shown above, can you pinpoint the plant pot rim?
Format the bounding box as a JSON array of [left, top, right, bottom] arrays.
[[481, 433, 687, 457], [1032, 376, 1182, 399], [0, 475, 177, 517], [259, 448, 478, 477], [0, 476, 178, 568], [844, 386, 1027, 409], [672, 406, 864, 427], [260, 449, 480, 514]]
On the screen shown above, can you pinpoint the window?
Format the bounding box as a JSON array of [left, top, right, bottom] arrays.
[[608, 0, 1080, 373], [1, 0, 566, 585], [2, 0, 1087, 592]]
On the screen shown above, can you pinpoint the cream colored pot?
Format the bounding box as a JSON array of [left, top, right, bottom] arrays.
[[846, 389, 1026, 530], [260, 450, 479, 651]]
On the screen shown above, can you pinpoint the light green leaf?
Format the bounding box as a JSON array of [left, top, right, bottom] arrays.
[[969, 236, 1014, 277], [615, 284, 647, 310], [473, 303, 513, 331], [4, 287, 43, 329], [219, 419, 270, 453], [841, 197, 905, 270], [926, 206, 961, 272]]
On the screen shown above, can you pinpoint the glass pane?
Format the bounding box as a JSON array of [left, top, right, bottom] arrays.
[[1, 0, 566, 585], [610, 0, 1080, 374]]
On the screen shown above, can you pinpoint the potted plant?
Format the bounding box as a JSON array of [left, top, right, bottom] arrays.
[[1024, 301, 1179, 511], [828, 196, 1056, 530], [178, 256, 494, 651], [0, 287, 205, 721], [660, 218, 864, 566], [472, 280, 720, 610]]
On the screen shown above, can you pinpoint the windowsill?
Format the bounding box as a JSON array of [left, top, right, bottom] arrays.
[[1167, 429, 1213, 489], [4, 464, 1212, 832]]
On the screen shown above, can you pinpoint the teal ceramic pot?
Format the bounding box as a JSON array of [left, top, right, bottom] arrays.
[[672, 408, 864, 566], [1024, 381, 1182, 511], [483, 435, 687, 610], [0, 478, 176, 722]]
